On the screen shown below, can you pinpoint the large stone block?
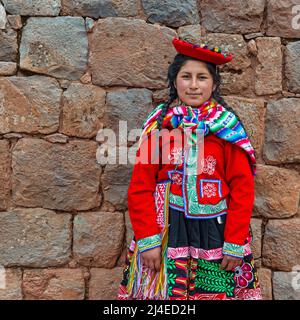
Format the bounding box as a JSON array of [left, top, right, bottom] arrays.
[[20, 17, 88, 80], [101, 164, 132, 210], [250, 218, 262, 259], [285, 41, 300, 93], [255, 37, 282, 95], [89, 267, 123, 300], [0, 268, 22, 300], [105, 88, 153, 137], [23, 268, 85, 300], [254, 165, 300, 218], [0, 208, 72, 267], [12, 138, 101, 211], [201, 0, 265, 34], [263, 98, 300, 164], [223, 96, 265, 158], [153, 89, 169, 105], [61, 83, 106, 138], [263, 219, 300, 271], [177, 24, 202, 44], [0, 76, 61, 134], [73, 211, 125, 268], [267, 0, 300, 38], [0, 140, 10, 210], [273, 271, 300, 300], [90, 17, 176, 88], [257, 268, 273, 300], [221, 70, 254, 96], [2, 0, 61, 16], [141, 0, 199, 27], [0, 26, 18, 61], [61, 0, 139, 18]]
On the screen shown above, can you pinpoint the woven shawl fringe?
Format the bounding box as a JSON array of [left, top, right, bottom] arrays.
[[126, 183, 170, 300]]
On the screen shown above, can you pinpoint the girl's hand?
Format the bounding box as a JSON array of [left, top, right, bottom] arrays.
[[220, 255, 243, 271], [140, 247, 161, 272]]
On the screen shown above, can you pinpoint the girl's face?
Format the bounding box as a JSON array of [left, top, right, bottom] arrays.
[[174, 60, 216, 107]]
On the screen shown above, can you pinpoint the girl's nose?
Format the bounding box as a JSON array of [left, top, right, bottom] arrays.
[[190, 78, 199, 88]]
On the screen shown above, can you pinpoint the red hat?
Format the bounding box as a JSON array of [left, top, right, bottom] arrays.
[[172, 37, 233, 65]]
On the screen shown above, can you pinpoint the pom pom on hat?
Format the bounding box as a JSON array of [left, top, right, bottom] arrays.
[[172, 37, 233, 65]]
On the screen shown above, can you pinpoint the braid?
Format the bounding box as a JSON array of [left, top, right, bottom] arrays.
[[156, 86, 177, 131]]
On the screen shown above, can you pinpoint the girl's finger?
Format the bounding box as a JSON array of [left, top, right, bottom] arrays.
[[154, 259, 161, 272], [148, 261, 155, 271], [220, 257, 228, 270]]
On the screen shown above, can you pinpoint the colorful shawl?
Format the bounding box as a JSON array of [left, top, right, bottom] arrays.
[[139, 98, 256, 176]]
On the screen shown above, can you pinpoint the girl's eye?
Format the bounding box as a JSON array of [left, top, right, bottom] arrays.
[[182, 75, 207, 79]]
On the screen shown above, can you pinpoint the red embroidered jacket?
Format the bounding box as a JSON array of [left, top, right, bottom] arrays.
[[128, 130, 255, 258]]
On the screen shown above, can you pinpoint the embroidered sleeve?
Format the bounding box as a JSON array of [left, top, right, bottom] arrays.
[[128, 131, 161, 241], [223, 141, 255, 245], [222, 242, 244, 258], [137, 234, 161, 253]]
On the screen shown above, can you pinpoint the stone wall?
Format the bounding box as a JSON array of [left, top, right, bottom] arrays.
[[0, 0, 299, 300]]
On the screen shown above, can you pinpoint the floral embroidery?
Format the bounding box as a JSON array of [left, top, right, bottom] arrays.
[[200, 155, 217, 175], [233, 287, 262, 300], [199, 179, 222, 198], [234, 262, 254, 288], [171, 172, 182, 185], [168, 147, 184, 165], [202, 183, 217, 198]]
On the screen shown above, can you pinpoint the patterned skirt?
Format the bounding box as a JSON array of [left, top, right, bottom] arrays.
[[117, 206, 262, 300]]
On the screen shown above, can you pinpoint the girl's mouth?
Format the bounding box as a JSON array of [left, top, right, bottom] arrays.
[[188, 94, 201, 98]]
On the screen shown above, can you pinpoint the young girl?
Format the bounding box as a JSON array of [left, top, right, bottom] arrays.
[[117, 37, 262, 300]]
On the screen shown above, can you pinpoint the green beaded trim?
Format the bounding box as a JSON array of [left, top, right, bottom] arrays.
[[137, 234, 161, 253], [222, 242, 244, 258], [169, 191, 227, 216]]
